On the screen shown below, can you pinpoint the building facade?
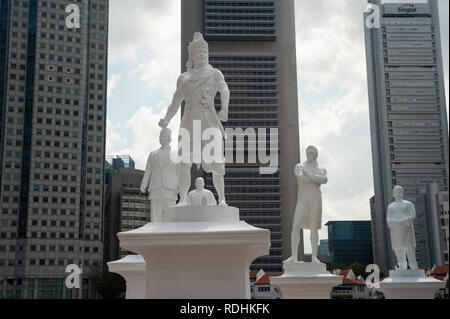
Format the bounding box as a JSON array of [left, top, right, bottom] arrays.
[[0, 0, 108, 299], [326, 221, 374, 266], [103, 168, 150, 264], [364, 0, 449, 272], [415, 183, 449, 268], [181, 0, 301, 273]]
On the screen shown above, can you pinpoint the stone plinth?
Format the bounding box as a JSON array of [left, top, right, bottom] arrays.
[[378, 269, 445, 299], [107, 255, 146, 299], [270, 262, 343, 299], [117, 205, 271, 299]]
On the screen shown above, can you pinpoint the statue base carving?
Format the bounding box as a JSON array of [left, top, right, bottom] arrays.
[[270, 262, 343, 299], [112, 206, 270, 299], [378, 269, 445, 299]]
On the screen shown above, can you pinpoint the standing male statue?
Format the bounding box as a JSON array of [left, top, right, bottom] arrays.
[[159, 32, 230, 207], [387, 185, 419, 270], [287, 146, 328, 264], [141, 128, 179, 223]]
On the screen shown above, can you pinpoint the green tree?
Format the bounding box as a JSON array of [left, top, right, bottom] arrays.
[[96, 267, 126, 299]]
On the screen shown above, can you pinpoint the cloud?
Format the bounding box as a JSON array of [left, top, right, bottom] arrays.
[[105, 118, 128, 155], [107, 104, 181, 170], [107, 73, 121, 99], [108, 0, 181, 100]]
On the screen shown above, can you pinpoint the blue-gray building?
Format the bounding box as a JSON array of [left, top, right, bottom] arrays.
[[326, 221, 374, 266]]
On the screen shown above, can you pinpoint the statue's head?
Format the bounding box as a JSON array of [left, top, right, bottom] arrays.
[[306, 145, 319, 162], [186, 32, 209, 70], [159, 128, 172, 147], [195, 177, 205, 190], [393, 185, 404, 200]]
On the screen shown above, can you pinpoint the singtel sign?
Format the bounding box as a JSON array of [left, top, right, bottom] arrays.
[[398, 5, 417, 14]]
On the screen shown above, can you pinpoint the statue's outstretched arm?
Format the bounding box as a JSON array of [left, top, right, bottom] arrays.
[[161, 77, 184, 126]]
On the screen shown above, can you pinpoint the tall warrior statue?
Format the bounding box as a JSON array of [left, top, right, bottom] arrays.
[[387, 185, 419, 270], [141, 128, 179, 222], [159, 32, 230, 206], [287, 146, 328, 264]]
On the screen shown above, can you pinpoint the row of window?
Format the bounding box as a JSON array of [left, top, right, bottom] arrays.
[[1, 208, 101, 218], [0, 259, 100, 267], [0, 244, 99, 253], [205, 2, 274, 7], [206, 15, 274, 21], [0, 232, 101, 240], [40, 0, 107, 12]]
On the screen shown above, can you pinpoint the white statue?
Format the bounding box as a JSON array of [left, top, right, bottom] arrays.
[[187, 177, 217, 206], [387, 185, 419, 270], [141, 128, 179, 222], [159, 32, 230, 207], [286, 146, 328, 264]]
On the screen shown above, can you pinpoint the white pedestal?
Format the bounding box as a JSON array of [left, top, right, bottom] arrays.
[[117, 205, 271, 299], [107, 255, 146, 299], [378, 269, 445, 299], [270, 262, 343, 299]]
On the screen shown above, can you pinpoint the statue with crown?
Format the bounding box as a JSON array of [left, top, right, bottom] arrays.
[[159, 32, 229, 207], [107, 33, 271, 300]]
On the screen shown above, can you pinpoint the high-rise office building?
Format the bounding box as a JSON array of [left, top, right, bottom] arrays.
[[181, 0, 301, 272], [326, 221, 374, 266], [364, 0, 449, 272], [0, 0, 108, 299], [415, 183, 449, 267]]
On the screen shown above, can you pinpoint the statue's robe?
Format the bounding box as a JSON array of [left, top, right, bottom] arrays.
[[387, 201, 417, 250], [294, 162, 328, 230], [179, 66, 227, 175]]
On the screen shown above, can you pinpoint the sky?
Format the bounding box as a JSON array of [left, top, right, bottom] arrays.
[[106, 0, 449, 253]]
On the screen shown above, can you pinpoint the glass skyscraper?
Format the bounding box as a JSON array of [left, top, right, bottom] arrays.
[[326, 221, 374, 266], [182, 0, 301, 272], [0, 0, 108, 299], [364, 0, 449, 272], [105, 155, 135, 171]]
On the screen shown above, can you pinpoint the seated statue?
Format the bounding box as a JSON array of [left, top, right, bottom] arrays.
[[187, 177, 217, 206]]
